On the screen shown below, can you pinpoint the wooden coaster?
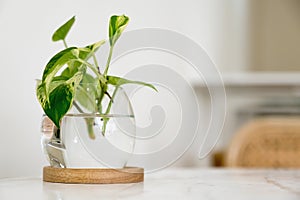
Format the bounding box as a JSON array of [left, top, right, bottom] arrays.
[[43, 166, 144, 184]]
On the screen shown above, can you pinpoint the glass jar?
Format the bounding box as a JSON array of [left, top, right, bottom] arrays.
[[41, 84, 136, 169]]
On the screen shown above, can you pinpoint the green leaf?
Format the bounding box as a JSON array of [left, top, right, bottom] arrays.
[[85, 40, 106, 52], [60, 62, 78, 78], [52, 16, 75, 42], [37, 82, 74, 128], [60, 42, 105, 78], [75, 74, 99, 112], [107, 76, 157, 91], [36, 82, 48, 109], [49, 76, 68, 93], [109, 15, 129, 46], [42, 47, 78, 81], [37, 71, 84, 128], [42, 47, 79, 95]]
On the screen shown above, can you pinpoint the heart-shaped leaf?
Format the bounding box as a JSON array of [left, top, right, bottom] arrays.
[[52, 16, 75, 42], [109, 15, 129, 46], [37, 71, 84, 128], [37, 83, 74, 128]]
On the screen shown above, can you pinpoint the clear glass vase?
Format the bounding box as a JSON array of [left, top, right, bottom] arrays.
[[41, 85, 136, 169]]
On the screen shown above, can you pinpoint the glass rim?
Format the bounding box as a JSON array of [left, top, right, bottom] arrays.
[[64, 113, 134, 118]]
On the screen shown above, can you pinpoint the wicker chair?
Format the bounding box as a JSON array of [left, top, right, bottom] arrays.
[[225, 117, 300, 168]]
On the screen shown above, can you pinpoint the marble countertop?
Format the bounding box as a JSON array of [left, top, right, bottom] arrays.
[[0, 168, 299, 200]]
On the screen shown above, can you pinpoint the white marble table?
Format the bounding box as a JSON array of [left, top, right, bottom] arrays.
[[0, 168, 299, 200]]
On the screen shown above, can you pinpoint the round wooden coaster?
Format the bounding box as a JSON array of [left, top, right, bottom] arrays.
[[43, 166, 144, 184]]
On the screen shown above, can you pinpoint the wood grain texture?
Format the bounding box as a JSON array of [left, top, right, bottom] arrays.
[[43, 166, 144, 184], [226, 117, 300, 168]]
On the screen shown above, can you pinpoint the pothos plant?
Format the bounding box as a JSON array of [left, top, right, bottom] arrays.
[[36, 15, 156, 139]]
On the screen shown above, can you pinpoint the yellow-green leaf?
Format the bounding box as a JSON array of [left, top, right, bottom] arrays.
[[37, 71, 84, 128], [42, 47, 78, 95], [52, 16, 75, 42], [109, 15, 129, 46], [107, 75, 157, 91]]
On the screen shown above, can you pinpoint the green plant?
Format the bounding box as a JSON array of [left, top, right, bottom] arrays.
[[36, 15, 156, 138]]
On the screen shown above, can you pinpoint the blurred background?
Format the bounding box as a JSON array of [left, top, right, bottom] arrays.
[[1, 0, 300, 178]]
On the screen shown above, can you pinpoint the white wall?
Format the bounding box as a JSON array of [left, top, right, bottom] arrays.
[[248, 0, 300, 71], [0, 0, 250, 177]]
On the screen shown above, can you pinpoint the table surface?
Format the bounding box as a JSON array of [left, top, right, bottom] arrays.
[[0, 168, 299, 200]]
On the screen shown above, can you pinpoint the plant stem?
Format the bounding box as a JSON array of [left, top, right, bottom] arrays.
[[102, 86, 119, 135], [103, 45, 114, 77], [92, 52, 101, 74], [73, 101, 83, 112], [73, 101, 96, 139], [78, 59, 106, 84], [63, 39, 68, 48], [105, 86, 119, 115]]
